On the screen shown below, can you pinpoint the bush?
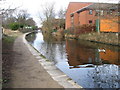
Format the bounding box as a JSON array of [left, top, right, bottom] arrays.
[[52, 29, 57, 32], [67, 24, 96, 35], [32, 26, 38, 30], [9, 23, 19, 30], [19, 24, 24, 29]]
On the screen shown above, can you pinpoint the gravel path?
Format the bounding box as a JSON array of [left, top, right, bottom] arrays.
[[6, 35, 63, 88]]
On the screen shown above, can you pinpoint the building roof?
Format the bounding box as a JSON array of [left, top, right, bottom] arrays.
[[87, 3, 118, 10], [76, 4, 93, 13], [66, 2, 92, 14], [75, 3, 118, 14]]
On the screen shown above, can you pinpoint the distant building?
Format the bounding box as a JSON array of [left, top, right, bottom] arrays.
[[24, 26, 32, 29], [65, 2, 119, 32]]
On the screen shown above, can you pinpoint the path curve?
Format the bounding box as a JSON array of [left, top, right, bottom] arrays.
[[8, 35, 63, 88]]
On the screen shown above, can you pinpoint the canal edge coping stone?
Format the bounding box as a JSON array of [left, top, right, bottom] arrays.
[[23, 32, 83, 88]]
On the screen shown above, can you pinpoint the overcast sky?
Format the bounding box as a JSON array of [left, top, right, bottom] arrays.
[[3, 0, 119, 26]]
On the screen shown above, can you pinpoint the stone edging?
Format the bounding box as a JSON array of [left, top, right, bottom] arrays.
[[23, 33, 82, 88]]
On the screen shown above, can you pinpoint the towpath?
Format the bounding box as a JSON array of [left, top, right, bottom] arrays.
[[4, 35, 63, 88]]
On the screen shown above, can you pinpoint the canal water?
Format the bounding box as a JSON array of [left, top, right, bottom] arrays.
[[26, 31, 120, 88]]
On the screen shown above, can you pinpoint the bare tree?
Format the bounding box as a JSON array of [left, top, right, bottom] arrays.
[[0, 0, 21, 29], [38, 2, 56, 33], [15, 10, 30, 26], [58, 8, 66, 19], [26, 18, 36, 26], [57, 8, 66, 29]]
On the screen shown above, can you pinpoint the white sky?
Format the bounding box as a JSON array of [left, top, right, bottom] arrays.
[[3, 0, 119, 26]]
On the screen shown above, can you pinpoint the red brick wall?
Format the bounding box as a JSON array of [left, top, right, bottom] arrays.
[[85, 10, 97, 24], [74, 10, 97, 27], [73, 13, 79, 27], [65, 2, 92, 29], [79, 11, 87, 25]]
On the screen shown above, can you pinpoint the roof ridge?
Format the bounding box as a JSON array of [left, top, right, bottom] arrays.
[[69, 2, 117, 4], [69, 2, 93, 3]]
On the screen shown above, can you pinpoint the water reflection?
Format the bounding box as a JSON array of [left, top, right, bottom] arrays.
[[88, 65, 120, 88], [66, 39, 120, 68], [30, 31, 67, 64], [26, 31, 120, 88], [100, 49, 120, 65], [42, 32, 65, 43]]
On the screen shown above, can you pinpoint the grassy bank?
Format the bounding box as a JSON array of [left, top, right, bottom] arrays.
[[2, 35, 15, 87], [2, 29, 22, 87], [65, 32, 120, 46]]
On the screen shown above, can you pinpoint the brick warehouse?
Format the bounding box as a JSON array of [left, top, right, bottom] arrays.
[[65, 2, 119, 33]]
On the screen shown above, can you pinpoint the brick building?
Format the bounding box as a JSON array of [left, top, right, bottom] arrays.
[[65, 2, 93, 29], [65, 2, 119, 32]]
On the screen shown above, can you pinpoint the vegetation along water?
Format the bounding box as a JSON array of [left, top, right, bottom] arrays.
[[26, 31, 120, 88]]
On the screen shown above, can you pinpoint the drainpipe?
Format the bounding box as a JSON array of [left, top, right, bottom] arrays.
[[97, 0, 100, 33], [96, 19, 100, 33]]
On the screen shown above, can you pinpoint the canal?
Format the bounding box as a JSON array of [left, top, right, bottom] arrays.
[[26, 31, 120, 88]]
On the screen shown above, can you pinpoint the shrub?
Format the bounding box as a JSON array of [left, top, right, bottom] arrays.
[[75, 24, 95, 34], [19, 24, 24, 29], [32, 26, 38, 30], [67, 24, 96, 35], [9, 22, 19, 30], [52, 29, 57, 32]]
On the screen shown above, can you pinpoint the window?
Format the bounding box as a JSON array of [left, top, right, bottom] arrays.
[[89, 10, 93, 15], [95, 10, 100, 16], [100, 10, 104, 16], [71, 17, 74, 23], [107, 10, 113, 15], [89, 20, 92, 24], [71, 16, 74, 27], [110, 10, 113, 15], [118, 12, 120, 16]]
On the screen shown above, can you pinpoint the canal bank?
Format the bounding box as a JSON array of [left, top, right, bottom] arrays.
[[23, 33, 82, 88], [3, 34, 63, 88], [26, 31, 120, 88], [2, 30, 81, 88], [65, 32, 120, 46]]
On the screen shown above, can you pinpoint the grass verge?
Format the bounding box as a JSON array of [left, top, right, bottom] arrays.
[[2, 30, 22, 88]]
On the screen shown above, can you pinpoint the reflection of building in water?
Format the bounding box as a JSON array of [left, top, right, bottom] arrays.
[[66, 40, 96, 67], [99, 49, 120, 65], [66, 39, 120, 68]]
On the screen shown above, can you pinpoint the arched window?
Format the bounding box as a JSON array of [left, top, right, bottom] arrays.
[[89, 10, 93, 15]]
